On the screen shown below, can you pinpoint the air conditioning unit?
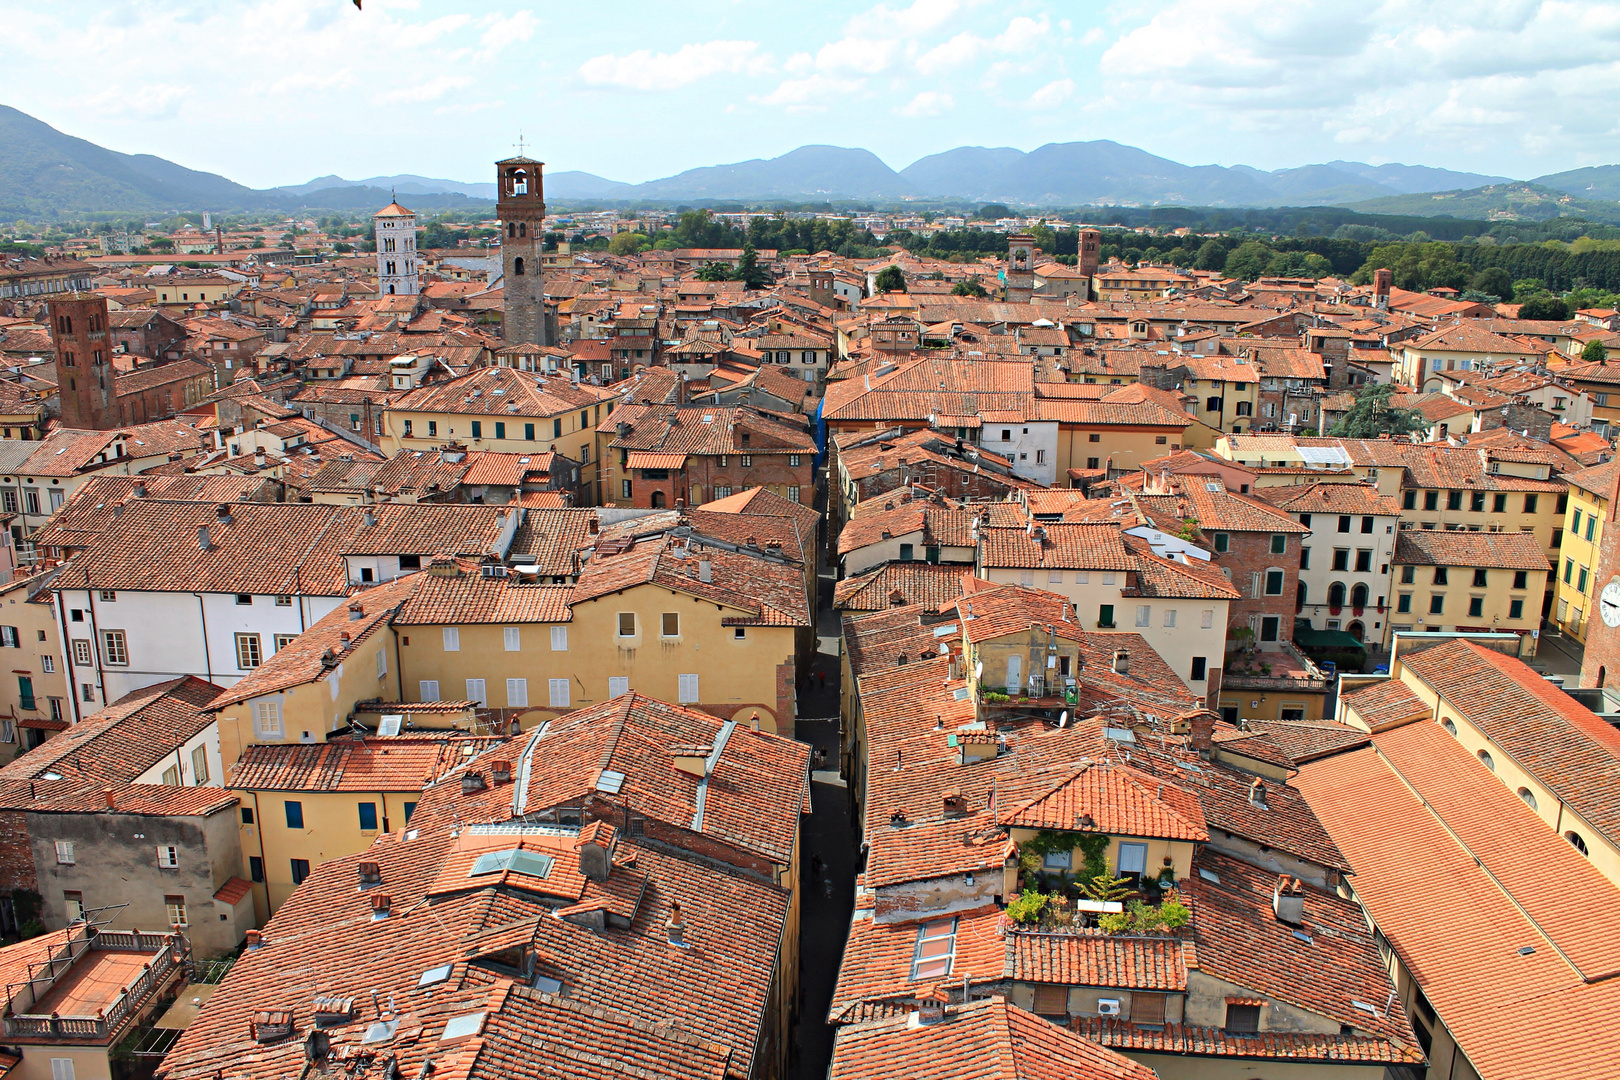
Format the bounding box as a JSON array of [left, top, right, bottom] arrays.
[[1097, 999, 1122, 1016]]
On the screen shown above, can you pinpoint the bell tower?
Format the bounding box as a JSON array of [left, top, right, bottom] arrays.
[[48, 294, 117, 430], [373, 196, 419, 297], [497, 152, 547, 346], [1006, 234, 1035, 303]]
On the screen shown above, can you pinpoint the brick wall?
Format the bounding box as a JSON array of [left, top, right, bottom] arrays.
[[1213, 531, 1300, 645], [0, 809, 37, 895], [853, 461, 1021, 505]]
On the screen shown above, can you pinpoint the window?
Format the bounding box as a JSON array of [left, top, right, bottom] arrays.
[[525, 423, 535, 441], [403, 802, 416, 822], [1517, 786, 1538, 810], [1299, 547, 1311, 570], [621, 479, 632, 500], [1086, 432, 1099, 443], [1433, 567, 1448, 585], [554, 418, 563, 439], [285, 801, 304, 829], [1225, 1003, 1261, 1033], [1579, 566, 1590, 593], [910, 917, 958, 979], [1565, 558, 1574, 584], [276, 594, 293, 607], [788, 486, 801, 503], [1566, 830, 1589, 855], [1403, 490, 1416, 510], [1098, 604, 1115, 628], [54, 840, 74, 865], [1270, 534, 1286, 554], [466, 679, 487, 707], [157, 844, 179, 869], [1510, 598, 1525, 619], [249, 856, 264, 883], [358, 802, 379, 831], [502, 626, 521, 652], [50, 1061, 75, 1080], [678, 673, 700, 703], [471, 421, 482, 439], [191, 744, 209, 785], [1361, 516, 1375, 534], [1477, 748, 1495, 771], [404, 419, 413, 437], [1397, 593, 1412, 613], [71, 639, 92, 666], [162, 765, 180, 787], [608, 676, 629, 697], [253, 700, 282, 739], [1468, 596, 1484, 618], [549, 626, 569, 652], [419, 680, 440, 702], [1332, 549, 1349, 571], [1117, 842, 1148, 877], [1338, 515, 1351, 534], [376, 647, 387, 679], [235, 633, 262, 669], [504, 678, 529, 708], [899, 542, 914, 561], [1424, 491, 1438, 511], [1032, 984, 1068, 1017], [428, 421, 437, 438], [1429, 594, 1444, 614], [618, 612, 636, 637], [1213, 532, 1229, 553], [1191, 656, 1207, 681], [291, 859, 311, 885], [236, 593, 253, 606], [1447, 490, 1463, 511], [1473, 568, 1489, 587], [442, 627, 460, 651], [1042, 847, 1072, 870], [1134, 992, 1168, 1026], [1201, 609, 1214, 629], [1264, 570, 1284, 595], [1135, 605, 1151, 627], [1525, 494, 1539, 514], [81, 683, 95, 703], [1493, 493, 1507, 513], [63, 891, 83, 922], [1260, 616, 1279, 641], [661, 612, 680, 637], [1162, 607, 1178, 628]]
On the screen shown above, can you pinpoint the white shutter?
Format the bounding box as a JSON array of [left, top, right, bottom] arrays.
[[503, 627, 521, 652], [443, 627, 461, 652], [51, 1059, 75, 1080], [156, 845, 178, 868], [1163, 609, 1177, 628], [678, 674, 699, 704], [1201, 609, 1214, 629], [506, 678, 528, 708], [253, 701, 282, 739], [608, 676, 629, 697], [54, 841, 74, 865], [548, 678, 570, 708], [376, 648, 387, 678], [550, 626, 568, 651], [419, 680, 440, 702], [465, 679, 486, 707], [1136, 605, 1151, 627]]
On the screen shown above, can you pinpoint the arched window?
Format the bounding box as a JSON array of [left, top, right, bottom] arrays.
[[519, 222, 527, 238], [1350, 583, 1369, 610], [1327, 582, 1346, 608], [507, 222, 516, 238], [1517, 787, 1538, 810], [1296, 581, 1307, 609], [1478, 748, 1495, 771], [1441, 718, 1457, 736], [1566, 830, 1589, 856], [514, 257, 525, 277], [1346, 620, 1364, 642], [59, 315, 72, 334]]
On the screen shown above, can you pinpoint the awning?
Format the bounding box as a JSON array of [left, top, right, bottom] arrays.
[[18, 716, 69, 731], [1294, 627, 1367, 652], [626, 452, 688, 470]]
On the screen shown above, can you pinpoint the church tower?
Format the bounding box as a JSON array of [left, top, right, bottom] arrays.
[[48, 294, 117, 430], [1005, 234, 1035, 303], [373, 197, 419, 296], [497, 153, 547, 346]]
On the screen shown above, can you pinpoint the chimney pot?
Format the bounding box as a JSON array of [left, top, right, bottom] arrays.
[[1112, 649, 1130, 675], [665, 902, 686, 947], [371, 893, 391, 916], [348, 602, 364, 621], [197, 525, 212, 550], [103, 788, 115, 809], [216, 503, 232, 523], [1249, 777, 1268, 808]]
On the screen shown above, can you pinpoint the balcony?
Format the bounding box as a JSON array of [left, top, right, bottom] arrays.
[[2, 927, 181, 1043]]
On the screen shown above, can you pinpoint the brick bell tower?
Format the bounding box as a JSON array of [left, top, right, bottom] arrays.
[[1581, 467, 1620, 689], [48, 294, 117, 430], [497, 153, 548, 346]]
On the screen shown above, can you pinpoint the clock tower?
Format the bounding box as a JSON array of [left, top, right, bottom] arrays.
[[1581, 468, 1620, 689], [497, 152, 548, 346]]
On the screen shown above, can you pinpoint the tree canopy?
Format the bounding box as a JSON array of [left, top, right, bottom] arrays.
[[1329, 384, 1426, 439], [1582, 338, 1609, 362], [951, 277, 988, 297], [874, 265, 907, 293]]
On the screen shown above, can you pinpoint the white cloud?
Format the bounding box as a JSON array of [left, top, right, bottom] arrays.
[[373, 74, 475, 106], [578, 40, 771, 91], [752, 74, 865, 113], [847, 0, 961, 38], [1027, 78, 1074, 109], [815, 35, 896, 74], [895, 90, 955, 117], [1079, 26, 1105, 47], [913, 15, 1049, 76]]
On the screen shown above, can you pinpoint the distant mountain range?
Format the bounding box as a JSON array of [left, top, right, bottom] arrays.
[[1, 101, 1615, 221]]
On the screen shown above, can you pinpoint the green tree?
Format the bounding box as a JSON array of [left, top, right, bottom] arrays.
[[1329, 384, 1426, 439], [735, 242, 773, 289], [607, 231, 647, 256], [976, 204, 1013, 221], [1581, 338, 1609, 362], [695, 261, 732, 282], [1517, 294, 1570, 321], [1223, 240, 1275, 281], [874, 265, 907, 293], [951, 278, 988, 297], [1471, 266, 1513, 301], [1078, 873, 1134, 903], [1193, 239, 1227, 270]]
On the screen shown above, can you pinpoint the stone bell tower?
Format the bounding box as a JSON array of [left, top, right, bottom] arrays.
[[497, 153, 547, 346]]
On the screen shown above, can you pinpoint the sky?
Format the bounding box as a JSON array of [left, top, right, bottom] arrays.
[[4, 0, 1620, 189]]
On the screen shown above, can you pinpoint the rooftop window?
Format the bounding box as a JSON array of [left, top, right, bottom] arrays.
[[468, 848, 554, 880], [910, 917, 957, 980]]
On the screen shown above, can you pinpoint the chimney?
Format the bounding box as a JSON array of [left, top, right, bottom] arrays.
[[587, 516, 599, 535], [348, 602, 365, 621], [1249, 777, 1268, 808], [216, 503, 233, 524], [490, 760, 512, 784], [665, 902, 686, 947], [914, 986, 949, 1026], [941, 791, 968, 818], [198, 525, 212, 551], [363, 508, 377, 528], [461, 771, 486, 794], [244, 929, 263, 950], [339, 631, 351, 647], [698, 560, 712, 583], [1189, 711, 1216, 754], [1272, 875, 1305, 925], [254, 447, 267, 467], [1111, 649, 1130, 676], [103, 788, 116, 809], [575, 820, 617, 882], [132, 480, 148, 498], [371, 893, 391, 919], [357, 861, 382, 886]]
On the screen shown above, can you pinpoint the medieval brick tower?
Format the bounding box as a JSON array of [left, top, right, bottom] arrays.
[[497, 154, 548, 346], [373, 197, 419, 296], [1078, 228, 1101, 299], [1005, 234, 1035, 303], [48, 294, 116, 430]]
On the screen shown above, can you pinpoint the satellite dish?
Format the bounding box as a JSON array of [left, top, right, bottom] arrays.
[[973, 660, 984, 679], [1059, 711, 1070, 728]]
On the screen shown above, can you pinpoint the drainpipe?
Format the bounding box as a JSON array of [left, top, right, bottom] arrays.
[[85, 589, 108, 709], [56, 590, 82, 726], [191, 593, 214, 682]]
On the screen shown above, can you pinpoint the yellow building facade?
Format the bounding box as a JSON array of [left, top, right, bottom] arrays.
[[1554, 463, 1611, 643]]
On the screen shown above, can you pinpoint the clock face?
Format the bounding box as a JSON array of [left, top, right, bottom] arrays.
[[1602, 580, 1620, 628]]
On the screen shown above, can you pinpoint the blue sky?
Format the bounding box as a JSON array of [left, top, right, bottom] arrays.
[[4, 0, 1619, 188]]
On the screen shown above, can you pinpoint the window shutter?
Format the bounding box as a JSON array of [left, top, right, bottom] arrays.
[[550, 626, 568, 651], [375, 648, 387, 679], [419, 680, 440, 702], [443, 627, 460, 652], [504, 627, 521, 652], [608, 676, 629, 697], [548, 678, 570, 708], [1132, 992, 1166, 1025], [678, 674, 699, 704], [465, 679, 486, 707], [506, 679, 528, 708], [1033, 985, 1068, 1017], [51, 1058, 76, 1080]]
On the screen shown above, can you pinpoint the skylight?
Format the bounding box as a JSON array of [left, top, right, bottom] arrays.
[[931, 624, 958, 638], [417, 964, 452, 988], [361, 1021, 398, 1045], [439, 1012, 486, 1041], [910, 917, 957, 980], [1198, 868, 1220, 884], [468, 848, 554, 879], [531, 974, 563, 994], [595, 769, 626, 794]]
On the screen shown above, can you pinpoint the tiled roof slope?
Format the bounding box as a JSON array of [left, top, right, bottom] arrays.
[[0, 676, 222, 784], [572, 532, 809, 628], [388, 365, 617, 417], [1295, 721, 1620, 1080], [1400, 639, 1620, 841], [230, 736, 506, 792], [833, 563, 968, 613], [1392, 529, 1550, 570], [831, 996, 1159, 1080]]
